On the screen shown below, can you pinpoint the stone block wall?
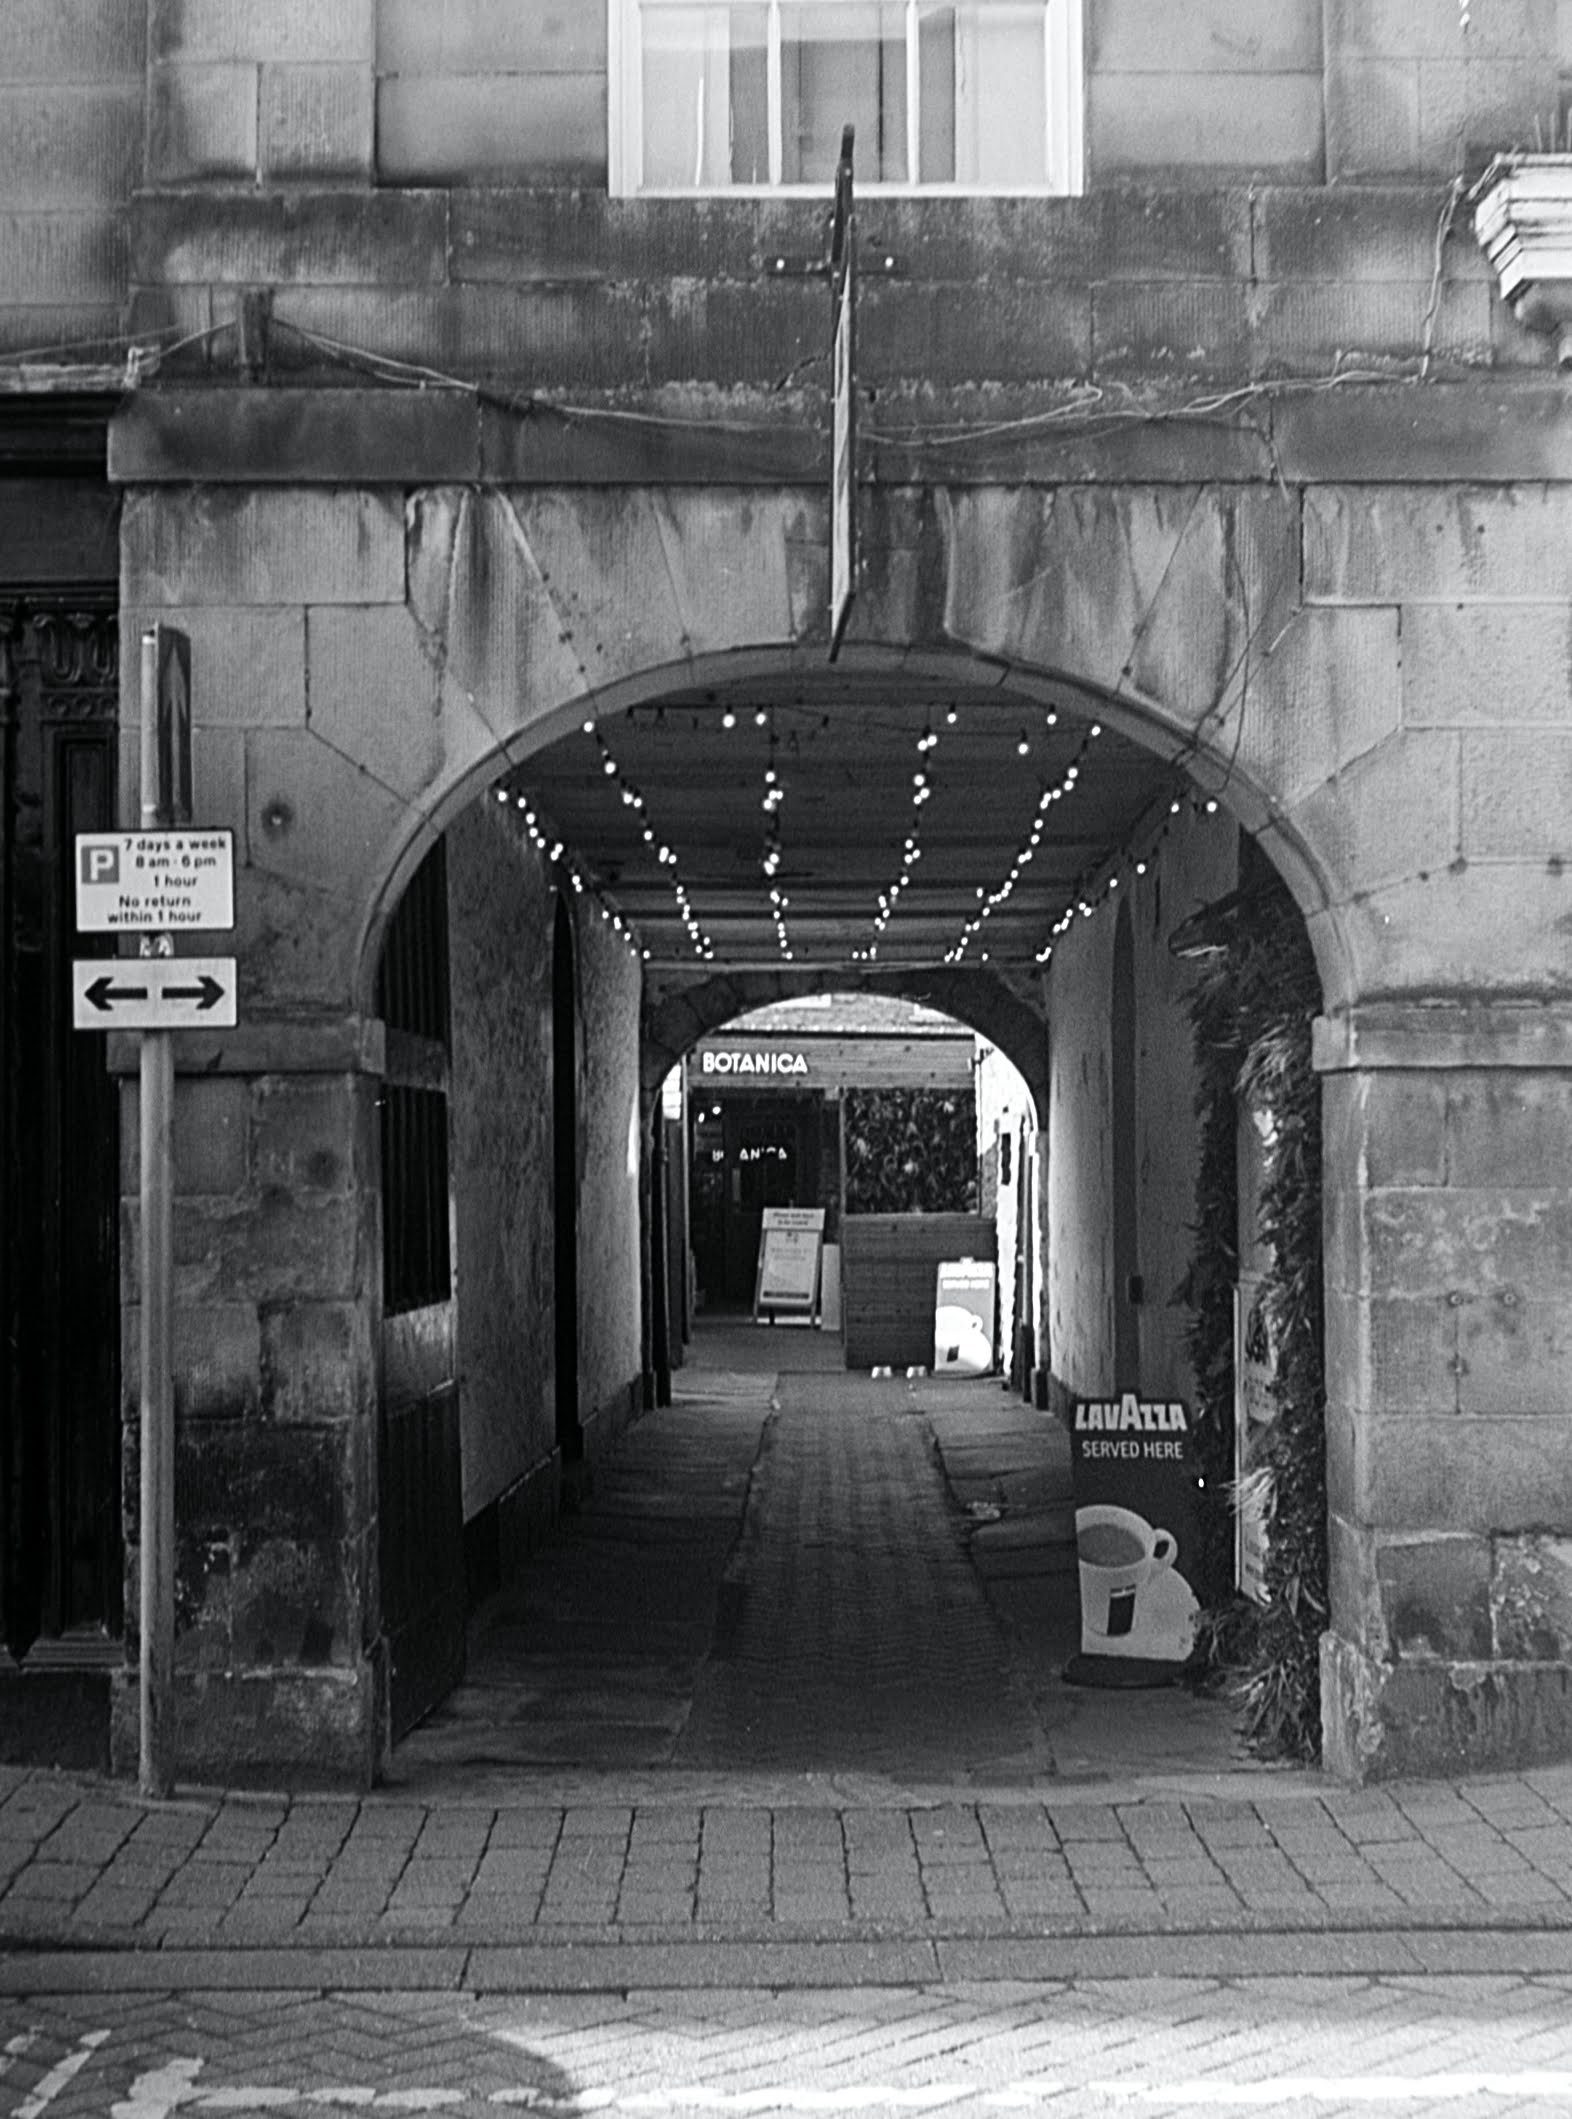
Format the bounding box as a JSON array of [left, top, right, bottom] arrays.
[[377, 0, 605, 185], [112, 1061, 382, 1787], [124, 183, 1519, 402], [5, 0, 1572, 380], [1321, 1054, 1572, 1777], [0, 0, 143, 357], [445, 796, 557, 1546], [367, 0, 1571, 190], [1087, 0, 1325, 180], [1044, 803, 1237, 1415], [573, 888, 647, 1451], [1324, 0, 1565, 179], [147, 0, 373, 183]]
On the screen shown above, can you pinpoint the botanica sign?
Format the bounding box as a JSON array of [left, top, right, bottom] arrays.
[[1066, 1394, 1202, 1684], [700, 1049, 810, 1075]]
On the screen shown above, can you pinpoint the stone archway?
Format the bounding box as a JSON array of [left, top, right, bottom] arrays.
[[641, 964, 1049, 1127], [115, 469, 1572, 1786]]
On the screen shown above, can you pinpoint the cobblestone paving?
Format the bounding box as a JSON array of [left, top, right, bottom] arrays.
[[674, 1376, 1052, 1779], [6, 1976, 1572, 2115]]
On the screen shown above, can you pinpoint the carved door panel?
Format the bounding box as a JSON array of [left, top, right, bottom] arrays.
[[0, 594, 121, 1667]]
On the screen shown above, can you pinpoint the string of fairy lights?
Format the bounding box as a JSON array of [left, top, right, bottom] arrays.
[[942, 711, 1101, 965], [496, 697, 1232, 979], [491, 780, 650, 967], [1031, 781, 1227, 967], [759, 719, 794, 962], [578, 715, 717, 962], [851, 713, 945, 964]]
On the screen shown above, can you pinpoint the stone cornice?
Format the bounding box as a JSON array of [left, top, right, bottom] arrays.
[[1475, 156, 1572, 358], [109, 380, 1572, 490], [1315, 1003, 1572, 1073]]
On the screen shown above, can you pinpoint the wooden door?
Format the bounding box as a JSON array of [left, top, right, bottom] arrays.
[[0, 594, 121, 1673]]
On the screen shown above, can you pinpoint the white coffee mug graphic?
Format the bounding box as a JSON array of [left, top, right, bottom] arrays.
[[1075, 1504, 1176, 1640]]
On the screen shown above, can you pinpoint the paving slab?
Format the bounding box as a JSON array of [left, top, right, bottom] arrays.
[[3, 1351, 1572, 1992]]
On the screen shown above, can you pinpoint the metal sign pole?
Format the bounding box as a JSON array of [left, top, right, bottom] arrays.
[[138, 625, 176, 1799], [828, 125, 857, 661]]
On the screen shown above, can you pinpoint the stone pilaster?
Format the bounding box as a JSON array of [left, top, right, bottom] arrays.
[[1317, 1004, 1572, 1781], [110, 1018, 387, 1789]]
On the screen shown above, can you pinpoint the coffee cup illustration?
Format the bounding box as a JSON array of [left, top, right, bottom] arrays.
[[1075, 1504, 1176, 1639]]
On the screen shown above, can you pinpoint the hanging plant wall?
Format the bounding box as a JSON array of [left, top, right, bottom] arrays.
[[1180, 863, 1327, 1763], [844, 1087, 978, 1215]]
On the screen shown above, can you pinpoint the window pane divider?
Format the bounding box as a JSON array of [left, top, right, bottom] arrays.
[[767, 0, 783, 186], [906, 0, 921, 187]]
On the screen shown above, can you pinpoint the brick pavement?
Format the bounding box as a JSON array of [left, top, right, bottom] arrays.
[[7, 1968, 1572, 2111], [674, 1373, 1051, 1779], [5, 1768, 1572, 1961], [3, 1365, 1572, 1980]]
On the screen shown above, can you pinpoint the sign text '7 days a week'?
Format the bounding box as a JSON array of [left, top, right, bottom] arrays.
[[75, 829, 234, 933]]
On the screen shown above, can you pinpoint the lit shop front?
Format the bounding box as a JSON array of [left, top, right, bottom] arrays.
[[684, 1021, 976, 1318]]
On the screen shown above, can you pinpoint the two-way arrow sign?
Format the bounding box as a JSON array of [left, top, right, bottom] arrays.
[[71, 956, 237, 1031]]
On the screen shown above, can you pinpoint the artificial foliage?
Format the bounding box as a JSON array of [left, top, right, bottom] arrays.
[[1180, 871, 1327, 1762], [1175, 967, 1242, 1612], [844, 1088, 978, 1215]]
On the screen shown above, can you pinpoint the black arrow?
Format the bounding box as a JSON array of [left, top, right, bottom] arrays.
[[163, 975, 226, 1011], [85, 976, 149, 1011]]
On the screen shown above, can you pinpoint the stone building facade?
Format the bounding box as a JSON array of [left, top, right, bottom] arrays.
[[4, 0, 1572, 1786]]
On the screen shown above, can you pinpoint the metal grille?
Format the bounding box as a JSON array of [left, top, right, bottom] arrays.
[[376, 844, 452, 1317], [380, 1084, 452, 1317], [376, 841, 450, 1044]]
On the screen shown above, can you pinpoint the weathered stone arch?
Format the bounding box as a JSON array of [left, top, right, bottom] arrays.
[[641, 967, 1049, 1128], [118, 470, 1572, 1789], [305, 481, 1362, 1021]]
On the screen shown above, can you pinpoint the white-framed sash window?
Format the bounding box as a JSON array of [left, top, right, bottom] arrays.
[[609, 0, 1083, 196]]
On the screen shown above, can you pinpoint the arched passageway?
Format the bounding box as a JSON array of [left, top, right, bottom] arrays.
[[383, 646, 1320, 1790], [115, 471, 1572, 1792]]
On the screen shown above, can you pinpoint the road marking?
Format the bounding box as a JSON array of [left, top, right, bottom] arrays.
[[92, 2065, 1572, 2117], [616, 2096, 978, 2113], [111, 2056, 204, 2118], [13, 2030, 112, 2116], [1, 2033, 39, 2081], [1087, 2074, 1572, 2104]]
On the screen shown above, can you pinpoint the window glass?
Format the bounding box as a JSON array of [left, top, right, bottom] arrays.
[[950, 3, 1046, 187], [621, 0, 1079, 194], [780, 5, 907, 185], [642, 4, 769, 188]]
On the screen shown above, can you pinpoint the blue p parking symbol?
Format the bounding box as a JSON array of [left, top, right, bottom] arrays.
[[80, 842, 119, 887]]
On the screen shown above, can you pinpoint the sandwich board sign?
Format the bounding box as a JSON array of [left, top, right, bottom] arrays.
[[1066, 1391, 1203, 1687], [933, 1258, 996, 1375], [754, 1206, 825, 1324]]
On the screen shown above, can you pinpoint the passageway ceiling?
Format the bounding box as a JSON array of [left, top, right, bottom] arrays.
[[503, 670, 1180, 992]]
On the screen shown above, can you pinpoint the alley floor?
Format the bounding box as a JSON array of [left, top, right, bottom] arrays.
[[6, 1332, 1572, 2114], [389, 1323, 1239, 1796]]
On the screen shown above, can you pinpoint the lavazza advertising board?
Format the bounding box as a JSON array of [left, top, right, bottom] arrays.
[[1066, 1393, 1203, 1686]]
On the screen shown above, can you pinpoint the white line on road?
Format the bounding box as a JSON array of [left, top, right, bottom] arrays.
[[0, 2033, 39, 2081], [110, 2056, 204, 2118], [616, 2095, 983, 2113], [92, 2065, 1572, 2115], [1086, 2074, 1572, 2104], [12, 2030, 111, 2117]]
